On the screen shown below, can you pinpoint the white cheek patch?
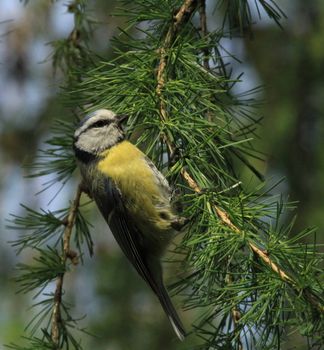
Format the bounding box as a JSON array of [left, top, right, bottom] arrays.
[[75, 125, 124, 154]]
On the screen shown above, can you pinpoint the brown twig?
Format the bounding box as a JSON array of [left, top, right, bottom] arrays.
[[154, 0, 324, 316], [198, 0, 210, 70], [156, 0, 197, 122], [51, 183, 83, 347]]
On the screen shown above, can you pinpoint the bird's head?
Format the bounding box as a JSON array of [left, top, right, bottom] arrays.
[[74, 109, 128, 158]]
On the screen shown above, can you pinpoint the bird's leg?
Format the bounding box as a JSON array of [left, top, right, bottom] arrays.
[[171, 216, 189, 231], [79, 181, 93, 199]]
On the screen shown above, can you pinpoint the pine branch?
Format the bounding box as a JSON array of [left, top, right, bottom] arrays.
[[181, 170, 324, 314], [154, 0, 323, 319], [9, 2, 95, 350], [49, 0, 95, 76], [51, 184, 83, 348]]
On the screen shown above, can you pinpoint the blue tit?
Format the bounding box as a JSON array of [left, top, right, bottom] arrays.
[[73, 109, 185, 340]]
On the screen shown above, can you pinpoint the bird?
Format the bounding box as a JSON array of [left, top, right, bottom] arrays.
[[73, 109, 186, 340]]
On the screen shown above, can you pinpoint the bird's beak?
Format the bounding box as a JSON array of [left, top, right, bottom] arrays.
[[117, 114, 129, 126]]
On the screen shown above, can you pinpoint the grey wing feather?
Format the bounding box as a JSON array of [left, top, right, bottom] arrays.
[[144, 156, 171, 199], [93, 176, 185, 340], [95, 178, 155, 288]]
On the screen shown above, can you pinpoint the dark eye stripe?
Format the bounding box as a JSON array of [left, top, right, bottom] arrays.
[[74, 118, 112, 141], [90, 120, 111, 129]]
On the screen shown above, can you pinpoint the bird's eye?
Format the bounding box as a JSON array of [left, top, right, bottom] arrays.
[[159, 211, 170, 220], [91, 120, 110, 128]]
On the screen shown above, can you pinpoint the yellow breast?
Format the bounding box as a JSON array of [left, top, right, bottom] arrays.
[[98, 141, 159, 196], [98, 141, 163, 216], [98, 141, 175, 241]]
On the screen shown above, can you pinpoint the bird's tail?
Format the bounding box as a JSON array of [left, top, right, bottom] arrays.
[[140, 252, 186, 340], [157, 283, 186, 341]]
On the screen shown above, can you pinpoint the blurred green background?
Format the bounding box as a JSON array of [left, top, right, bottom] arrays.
[[0, 1, 323, 349]]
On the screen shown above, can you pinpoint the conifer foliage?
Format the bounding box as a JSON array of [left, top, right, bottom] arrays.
[[9, 1, 323, 349]]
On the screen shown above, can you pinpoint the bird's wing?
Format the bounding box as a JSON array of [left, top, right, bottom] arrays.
[[93, 176, 185, 340], [94, 176, 158, 289], [144, 156, 171, 199]]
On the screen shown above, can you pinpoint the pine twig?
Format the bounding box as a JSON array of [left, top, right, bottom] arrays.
[[156, 0, 197, 122], [198, 0, 210, 70], [51, 183, 83, 347]]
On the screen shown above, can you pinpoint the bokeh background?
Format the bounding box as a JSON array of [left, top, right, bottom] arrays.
[[0, 1, 323, 349]]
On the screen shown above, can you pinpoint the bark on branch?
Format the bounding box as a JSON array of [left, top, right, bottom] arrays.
[[51, 183, 83, 347]]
